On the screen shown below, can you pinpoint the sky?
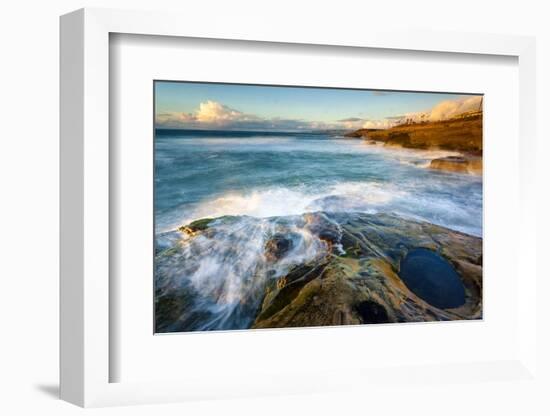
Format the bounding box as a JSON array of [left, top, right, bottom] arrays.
[[155, 81, 482, 131]]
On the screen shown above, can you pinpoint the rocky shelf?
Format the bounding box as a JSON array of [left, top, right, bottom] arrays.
[[155, 212, 482, 332], [344, 114, 482, 153], [429, 155, 482, 175]]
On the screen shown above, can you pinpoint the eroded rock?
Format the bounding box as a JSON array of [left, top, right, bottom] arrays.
[[252, 212, 482, 328], [429, 155, 482, 175]]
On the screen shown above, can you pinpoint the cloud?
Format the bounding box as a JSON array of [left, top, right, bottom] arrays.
[[361, 119, 394, 129], [195, 101, 261, 125], [334, 117, 371, 130], [156, 100, 327, 131], [396, 96, 482, 125], [337, 117, 364, 122], [155, 112, 196, 128], [361, 95, 483, 130], [428, 95, 482, 121], [156, 100, 262, 129]]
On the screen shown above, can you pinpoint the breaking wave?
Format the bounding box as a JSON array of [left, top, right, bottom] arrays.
[[162, 177, 481, 237], [155, 213, 335, 331], [178, 182, 406, 224]]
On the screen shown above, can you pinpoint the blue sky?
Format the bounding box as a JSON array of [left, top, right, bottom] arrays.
[[155, 81, 481, 131]]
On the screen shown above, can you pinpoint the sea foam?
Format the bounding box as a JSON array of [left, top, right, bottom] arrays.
[[173, 182, 407, 228]]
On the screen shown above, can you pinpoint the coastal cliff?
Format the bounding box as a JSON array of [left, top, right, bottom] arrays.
[[344, 113, 482, 174], [345, 113, 482, 152]]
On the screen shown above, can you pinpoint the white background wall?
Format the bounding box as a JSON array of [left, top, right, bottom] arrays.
[[0, 1, 548, 414]]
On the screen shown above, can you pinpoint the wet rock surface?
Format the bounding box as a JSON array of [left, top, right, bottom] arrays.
[[264, 234, 295, 262], [429, 155, 482, 175], [155, 212, 482, 332], [254, 213, 481, 328]]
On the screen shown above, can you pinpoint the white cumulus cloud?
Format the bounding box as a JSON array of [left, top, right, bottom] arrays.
[[357, 95, 483, 130], [156, 100, 316, 130], [428, 96, 482, 121], [361, 119, 395, 129], [195, 100, 261, 125]]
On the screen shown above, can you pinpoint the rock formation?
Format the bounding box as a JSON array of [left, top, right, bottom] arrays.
[[252, 212, 482, 328], [156, 212, 482, 332], [429, 155, 482, 175], [344, 114, 482, 153]]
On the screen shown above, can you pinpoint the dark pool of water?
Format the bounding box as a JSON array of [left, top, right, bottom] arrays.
[[399, 248, 466, 309]]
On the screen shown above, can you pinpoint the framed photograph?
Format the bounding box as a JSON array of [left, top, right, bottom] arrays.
[[153, 80, 483, 334], [60, 8, 538, 407]]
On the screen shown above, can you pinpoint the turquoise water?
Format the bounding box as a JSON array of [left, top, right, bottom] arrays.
[[155, 129, 482, 237]]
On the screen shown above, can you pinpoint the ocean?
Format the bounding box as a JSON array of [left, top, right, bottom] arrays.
[[155, 129, 482, 237]]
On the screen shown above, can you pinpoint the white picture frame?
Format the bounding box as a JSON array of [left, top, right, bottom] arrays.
[[60, 7, 538, 407]]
